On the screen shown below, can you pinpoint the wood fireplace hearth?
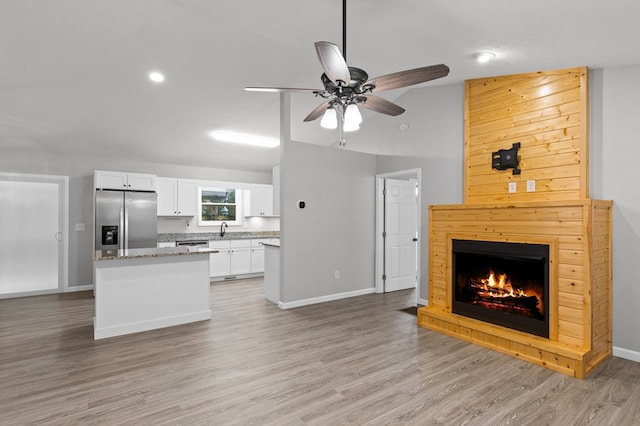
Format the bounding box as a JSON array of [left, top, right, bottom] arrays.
[[418, 200, 612, 378]]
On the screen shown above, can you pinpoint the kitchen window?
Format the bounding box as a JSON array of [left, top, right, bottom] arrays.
[[198, 187, 243, 226]]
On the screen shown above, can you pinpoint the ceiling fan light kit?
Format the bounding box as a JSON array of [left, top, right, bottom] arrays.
[[246, 0, 450, 135], [343, 104, 362, 132], [320, 108, 338, 129]]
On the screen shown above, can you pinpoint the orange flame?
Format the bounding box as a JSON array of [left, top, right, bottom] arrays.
[[480, 270, 518, 297]]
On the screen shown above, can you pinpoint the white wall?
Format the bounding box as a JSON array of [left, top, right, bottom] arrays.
[[280, 139, 377, 304], [601, 64, 640, 358], [369, 83, 465, 302], [0, 148, 273, 288]]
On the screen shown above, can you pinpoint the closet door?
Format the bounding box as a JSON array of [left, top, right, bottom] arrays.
[[0, 175, 67, 296]]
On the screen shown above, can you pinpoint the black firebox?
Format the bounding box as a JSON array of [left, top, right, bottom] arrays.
[[452, 239, 549, 338]]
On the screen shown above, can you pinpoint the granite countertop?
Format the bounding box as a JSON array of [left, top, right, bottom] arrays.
[[262, 241, 280, 248], [94, 246, 218, 261], [157, 231, 279, 243]]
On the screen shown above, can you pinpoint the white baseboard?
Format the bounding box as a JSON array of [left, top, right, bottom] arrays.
[[65, 285, 93, 292], [613, 346, 640, 363], [418, 298, 428, 306], [278, 287, 376, 309]]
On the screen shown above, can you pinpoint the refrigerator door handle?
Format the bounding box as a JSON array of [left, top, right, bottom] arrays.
[[119, 207, 125, 250], [123, 207, 129, 250]]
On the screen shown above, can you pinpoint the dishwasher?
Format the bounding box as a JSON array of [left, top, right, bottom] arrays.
[[176, 240, 209, 248]]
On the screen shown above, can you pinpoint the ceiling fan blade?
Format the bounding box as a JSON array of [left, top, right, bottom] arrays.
[[303, 100, 332, 122], [366, 64, 450, 92], [360, 95, 405, 116], [314, 41, 351, 84], [245, 87, 323, 94]]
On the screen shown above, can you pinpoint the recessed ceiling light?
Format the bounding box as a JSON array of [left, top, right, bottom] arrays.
[[475, 52, 496, 63], [209, 130, 279, 148], [148, 71, 165, 83]]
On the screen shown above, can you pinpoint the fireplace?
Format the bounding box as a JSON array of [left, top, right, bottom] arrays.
[[452, 239, 549, 338]]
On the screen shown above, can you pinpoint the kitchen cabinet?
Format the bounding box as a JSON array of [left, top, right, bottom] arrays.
[[229, 240, 251, 275], [246, 185, 274, 216], [158, 241, 176, 248], [250, 239, 269, 273], [94, 171, 157, 191], [251, 245, 264, 273], [157, 178, 197, 216], [208, 239, 261, 278], [209, 240, 231, 278]]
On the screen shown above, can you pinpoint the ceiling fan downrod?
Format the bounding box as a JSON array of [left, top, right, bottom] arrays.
[[342, 0, 347, 61]]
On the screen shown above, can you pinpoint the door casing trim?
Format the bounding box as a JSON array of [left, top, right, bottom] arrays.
[[375, 168, 421, 305]]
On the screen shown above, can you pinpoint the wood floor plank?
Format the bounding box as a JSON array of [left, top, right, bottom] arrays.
[[0, 278, 639, 425]]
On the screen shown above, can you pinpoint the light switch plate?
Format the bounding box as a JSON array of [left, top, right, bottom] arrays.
[[508, 182, 517, 193], [526, 180, 536, 192]]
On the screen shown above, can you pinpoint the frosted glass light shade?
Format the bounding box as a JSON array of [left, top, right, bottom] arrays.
[[344, 104, 362, 125], [320, 108, 338, 129], [343, 104, 361, 132]]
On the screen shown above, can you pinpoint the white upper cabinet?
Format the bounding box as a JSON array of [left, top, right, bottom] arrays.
[[156, 177, 197, 216], [95, 171, 156, 191], [246, 185, 274, 217], [176, 180, 197, 216]]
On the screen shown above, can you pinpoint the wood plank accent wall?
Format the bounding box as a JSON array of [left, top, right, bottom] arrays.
[[464, 67, 589, 204], [419, 200, 612, 378]]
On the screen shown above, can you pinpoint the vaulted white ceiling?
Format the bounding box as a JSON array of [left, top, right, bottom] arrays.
[[2, 0, 639, 172]]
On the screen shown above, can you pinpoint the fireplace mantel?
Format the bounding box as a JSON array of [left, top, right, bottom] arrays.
[[418, 200, 612, 378]]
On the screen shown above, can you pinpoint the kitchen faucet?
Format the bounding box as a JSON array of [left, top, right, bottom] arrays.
[[220, 221, 228, 237]]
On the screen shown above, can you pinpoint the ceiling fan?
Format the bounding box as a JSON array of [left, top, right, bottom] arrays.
[[245, 0, 450, 135]]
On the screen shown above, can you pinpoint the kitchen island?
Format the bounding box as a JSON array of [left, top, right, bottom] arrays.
[[93, 246, 217, 340]]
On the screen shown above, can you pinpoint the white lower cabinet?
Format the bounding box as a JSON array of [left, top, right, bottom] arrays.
[[208, 238, 274, 278], [250, 239, 269, 273], [229, 240, 251, 275], [209, 240, 231, 278], [250, 247, 265, 273], [208, 239, 252, 278]]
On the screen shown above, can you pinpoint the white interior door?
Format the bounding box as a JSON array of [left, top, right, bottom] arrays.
[[384, 178, 417, 292], [0, 175, 67, 296]]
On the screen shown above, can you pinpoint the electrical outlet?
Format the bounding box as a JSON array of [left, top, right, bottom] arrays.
[[75, 223, 85, 231], [334, 270, 340, 279], [526, 180, 536, 192], [508, 182, 517, 193]]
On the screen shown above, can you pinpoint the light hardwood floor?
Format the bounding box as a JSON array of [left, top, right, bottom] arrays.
[[1, 278, 639, 425]]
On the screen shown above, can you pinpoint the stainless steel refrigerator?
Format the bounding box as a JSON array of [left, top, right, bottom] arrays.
[[95, 190, 158, 250]]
